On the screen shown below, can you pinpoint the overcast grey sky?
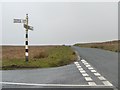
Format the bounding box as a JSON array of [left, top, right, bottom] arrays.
[[2, 2, 118, 45]]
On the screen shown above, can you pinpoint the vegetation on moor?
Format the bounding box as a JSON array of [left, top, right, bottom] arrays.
[[74, 40, 120, 52], [2, 46, 77, 70]]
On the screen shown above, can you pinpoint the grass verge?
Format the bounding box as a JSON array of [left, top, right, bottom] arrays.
[[2, 46, 77, 70]]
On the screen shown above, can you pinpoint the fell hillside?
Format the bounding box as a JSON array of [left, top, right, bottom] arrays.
[[74, 40, 120, 52]]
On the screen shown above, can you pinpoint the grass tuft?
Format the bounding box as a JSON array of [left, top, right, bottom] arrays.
[[33, 50, 48, 59]]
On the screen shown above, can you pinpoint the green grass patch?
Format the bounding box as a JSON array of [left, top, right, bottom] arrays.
[[2, 46, 77, 70]]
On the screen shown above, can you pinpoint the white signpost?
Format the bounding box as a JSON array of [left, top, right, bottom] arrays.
[[14, 14, 33, 62], [14, 19, 26, 23], [24, 24, 33, 30]]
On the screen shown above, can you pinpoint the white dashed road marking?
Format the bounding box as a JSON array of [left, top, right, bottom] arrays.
[[88, 67, 94, 70], [84, 63, 89, 65], [77, 66, 81, 68], [80, 59, 113, 87], [84, 77, 93, 81], [79, 70, 86, 73], [91, 70, 97, 73], [102, 81, 113, 86], [81, 59, 86, 62], [78, 68, 83, 71], [88, 82, 97, 86], [86, 65, 91, 67], [94, 73, 101, 76], [98, 76, 106, 81], [82, 73, 89, 77], [74, 62, 79, 65], [74, 53, 113, 87], [74, 61, 96, 86]]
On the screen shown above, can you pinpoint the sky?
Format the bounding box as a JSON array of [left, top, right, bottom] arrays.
[[1, 2, 118, 45]]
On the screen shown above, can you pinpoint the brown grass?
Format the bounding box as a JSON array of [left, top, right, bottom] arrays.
[[2, 46, 77, 70], [2, 46, 53, 60], [74, 40, 120, 52]]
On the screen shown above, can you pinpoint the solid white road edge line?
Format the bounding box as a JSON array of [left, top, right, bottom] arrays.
[[0, 82, 114, 87], [75, 51, 80, 60]]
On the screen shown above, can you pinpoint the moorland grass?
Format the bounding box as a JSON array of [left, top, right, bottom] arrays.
[[2, 46, 77, 70], [74, 40, 119, 52]]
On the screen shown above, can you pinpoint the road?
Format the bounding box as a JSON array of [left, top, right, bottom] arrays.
[[72, 46, 118, 88], [1, 46, 118, 89]]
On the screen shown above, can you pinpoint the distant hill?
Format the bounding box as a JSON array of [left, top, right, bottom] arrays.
[[74, 40, 120, 52]]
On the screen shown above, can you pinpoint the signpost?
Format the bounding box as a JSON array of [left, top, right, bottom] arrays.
[[13, 19, 26, 23], [14, 14, 33, 62], [24, 24, 33, 30]]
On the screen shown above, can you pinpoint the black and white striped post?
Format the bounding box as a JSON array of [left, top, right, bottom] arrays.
[[14, 14, 33, 62], [25, 14, 29, 62]]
